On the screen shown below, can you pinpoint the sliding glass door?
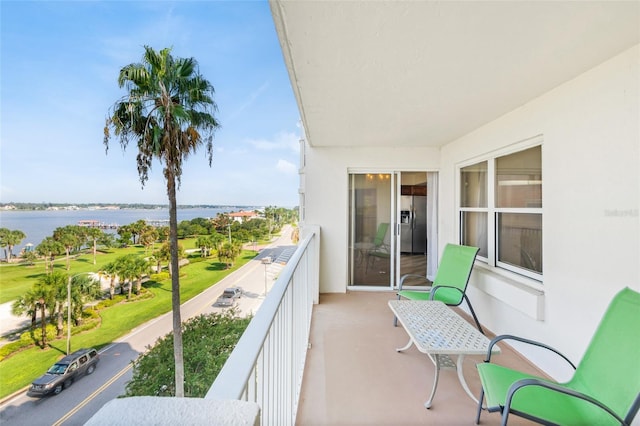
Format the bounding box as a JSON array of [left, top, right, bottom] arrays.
[[397, 172, 429, 284], [348, 173, 394, 286], [349, 171, 438, 288]]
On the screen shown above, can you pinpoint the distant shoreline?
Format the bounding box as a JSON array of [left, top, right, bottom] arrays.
[[0, 203, 263, 212]]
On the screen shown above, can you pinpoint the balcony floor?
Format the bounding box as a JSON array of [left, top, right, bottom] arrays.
[[297, 291, 543, 425]]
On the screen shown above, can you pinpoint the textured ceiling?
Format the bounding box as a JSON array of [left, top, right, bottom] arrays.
[[271, 1, 640, 147]]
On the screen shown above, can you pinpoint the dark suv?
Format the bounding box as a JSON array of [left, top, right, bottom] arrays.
[[28, 348, 99, 397]]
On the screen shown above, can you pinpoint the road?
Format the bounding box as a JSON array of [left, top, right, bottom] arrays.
[[0, 226, 296, 426]]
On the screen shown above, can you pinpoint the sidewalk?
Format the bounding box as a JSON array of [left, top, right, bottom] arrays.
[[0, 302, 30, 340]]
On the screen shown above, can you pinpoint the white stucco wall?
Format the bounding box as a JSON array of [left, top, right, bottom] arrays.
[[302, 146, 440, 294], [302, 44, 638, 379], [439, 44, 639, 379]]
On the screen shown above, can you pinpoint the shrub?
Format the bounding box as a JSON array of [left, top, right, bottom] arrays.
[[125, 309, 251, 397], [95, 294, 127, 310], [0, 331, 36, 361], [150, 272, 170, 282], [72, 312, 101, 335]]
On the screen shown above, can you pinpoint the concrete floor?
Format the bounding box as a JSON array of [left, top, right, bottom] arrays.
[[296, 291, 543, 425]]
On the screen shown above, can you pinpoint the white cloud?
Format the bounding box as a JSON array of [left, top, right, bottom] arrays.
[[247, 131, 299, 152], [276, 159, 297, 175]]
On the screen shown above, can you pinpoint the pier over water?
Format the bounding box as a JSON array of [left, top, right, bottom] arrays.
[[78, 220, 119, 229], [78, 219, 171, 229]]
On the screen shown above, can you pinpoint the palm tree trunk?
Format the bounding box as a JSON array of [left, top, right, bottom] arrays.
[[109, 277, 115, 300], [168, 174, 185, 397], [40, 302, 46, 348], [56, 301, 64, 337]]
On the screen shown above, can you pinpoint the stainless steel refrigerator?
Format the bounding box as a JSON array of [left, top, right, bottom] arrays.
[[400, 195, 427, 254]]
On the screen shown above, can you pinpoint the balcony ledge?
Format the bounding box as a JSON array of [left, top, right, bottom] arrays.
[[85, 396, 259, 426]]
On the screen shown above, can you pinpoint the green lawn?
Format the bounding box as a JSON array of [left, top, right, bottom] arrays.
[[0, 245, 150, 305], [0, 245, 257, 399]]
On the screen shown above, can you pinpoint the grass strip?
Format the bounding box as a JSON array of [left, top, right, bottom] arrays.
[[0, 250, 255, 399]]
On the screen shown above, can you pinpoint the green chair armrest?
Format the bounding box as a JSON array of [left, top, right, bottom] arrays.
[[503, 378, 629, 426], [484, 335, 576, 369], [429, 285, 463, 300], [398, 273, 430, 290]]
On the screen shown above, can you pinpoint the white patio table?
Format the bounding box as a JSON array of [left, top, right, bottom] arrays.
[[388, 299, 500, 408]]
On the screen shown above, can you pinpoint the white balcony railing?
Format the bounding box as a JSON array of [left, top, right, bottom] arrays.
[[205, 226, 320, 425]]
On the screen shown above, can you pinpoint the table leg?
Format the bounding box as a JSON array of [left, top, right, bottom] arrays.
[[396, 338, 413, 352], [456, 355, 480, 404], [424, 354, 441, 409]]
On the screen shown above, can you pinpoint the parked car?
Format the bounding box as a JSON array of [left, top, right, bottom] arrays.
[[28, 348, 99, 397], [214, 287, 243, 307]]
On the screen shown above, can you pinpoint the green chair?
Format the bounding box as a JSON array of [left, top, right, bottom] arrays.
[[395, 243, 483, 333], [366, 223, 390, 272], [476, 287, 640, 426]]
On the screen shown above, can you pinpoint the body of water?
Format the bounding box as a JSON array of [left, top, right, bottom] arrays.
[[0, 207, 252, 257]]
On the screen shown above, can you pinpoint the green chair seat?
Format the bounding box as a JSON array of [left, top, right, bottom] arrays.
[[395, 243, 483, 332], [397, 289, 463, 305], [476, 287, 640, 425]]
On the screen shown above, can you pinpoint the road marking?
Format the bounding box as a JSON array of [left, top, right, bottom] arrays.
[[52, 364, 132, 426]]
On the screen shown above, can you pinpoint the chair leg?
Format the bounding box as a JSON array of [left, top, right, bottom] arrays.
[[393, 293, 401, 326], [475, 388, 485, 424], [500, 409, 510, 426], [464, 295, 485, 335]]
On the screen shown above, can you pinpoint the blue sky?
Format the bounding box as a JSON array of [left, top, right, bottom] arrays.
[[0, 1, 301, 207]]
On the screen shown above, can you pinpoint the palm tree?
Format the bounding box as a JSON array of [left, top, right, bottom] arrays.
[[131, 256, 149, 295], [195, 235, 214, 257], [32, 283, 51, 348], [129, 220, 147, 245], [69, 274, 102, 325], [113, 254, 137, 300], [53, 225, 84, 271], [43, 272, 69, 338], [35, 237, 63, 273], [152, 242, 171, 275], [32, 272, 66, 346], [104, 46, 220, 397], [0, 228, 26, 262], [102, 261, 120, 299], [139, 226, 159, 254], [85, 227, 104, 265], [12, 290, 40, 330]]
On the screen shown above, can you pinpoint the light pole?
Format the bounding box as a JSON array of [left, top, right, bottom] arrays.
[[227, 223, 232, 244], [67, 272, 94, 355], [261, 256, 272, 296]]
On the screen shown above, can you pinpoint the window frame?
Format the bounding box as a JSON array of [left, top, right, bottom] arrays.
[[457, 137, 543, 282]]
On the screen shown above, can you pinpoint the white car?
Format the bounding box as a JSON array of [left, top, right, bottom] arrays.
[[215, 287, 243, 307]]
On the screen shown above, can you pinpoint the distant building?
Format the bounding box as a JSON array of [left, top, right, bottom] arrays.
[[229, 210, 259, 223]]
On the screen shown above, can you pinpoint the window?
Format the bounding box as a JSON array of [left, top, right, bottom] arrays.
[[460, 161, 488, 258], [459, 145, 542, 280]]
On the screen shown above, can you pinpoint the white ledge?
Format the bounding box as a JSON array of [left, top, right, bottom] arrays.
[[473, 264, 545, 320], [85, 396, 259, 426]]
